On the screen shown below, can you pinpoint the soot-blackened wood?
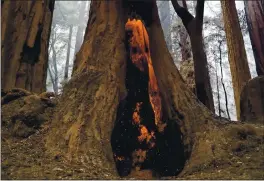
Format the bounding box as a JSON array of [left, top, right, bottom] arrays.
[[1, 0, 55, 93]]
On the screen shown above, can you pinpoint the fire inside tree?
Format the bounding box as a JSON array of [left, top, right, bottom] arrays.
[[111, 17, 185, 177]]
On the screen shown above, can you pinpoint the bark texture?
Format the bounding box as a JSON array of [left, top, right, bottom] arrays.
[[221, 0, 251, 121], [45, 0, 264, 179], [244, 1, 264, 76], [240, 76, 264, 124], [171, 0, 215, 113], [1, 0, 55, 93]]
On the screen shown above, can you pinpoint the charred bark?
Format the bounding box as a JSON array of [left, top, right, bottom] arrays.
[[171, 0, 215, 113], [244, 1, 264, 76], [1, 0, 55, 93], [221, 0, 251, 121]]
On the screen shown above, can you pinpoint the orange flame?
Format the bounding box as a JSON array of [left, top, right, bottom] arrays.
[[114, 154, 125, 161], [125, 18, 165, 132], [133, 102, 143, 125]]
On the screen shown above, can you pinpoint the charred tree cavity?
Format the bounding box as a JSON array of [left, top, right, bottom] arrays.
[[111, 2, 185, 177], [21, 25, 43, 65]]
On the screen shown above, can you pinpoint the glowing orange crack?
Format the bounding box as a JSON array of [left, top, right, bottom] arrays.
[[125, 18, 165, 131], [133, 102, 143, 125]]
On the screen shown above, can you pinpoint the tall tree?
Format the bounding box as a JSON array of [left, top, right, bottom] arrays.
[[178, 0, 192, 61], [244, 1, 264, 76], [177, 0, 195, 93], [1, 0, 55, 93], [48, 24, 59, 94], [44, 0, 262, 179], [221, 0, 251, 121], [171, 0, 215, 113], [64, 25, 73, 81]]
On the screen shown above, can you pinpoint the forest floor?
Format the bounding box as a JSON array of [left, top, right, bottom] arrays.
[[1, 93, 264, 179], [2, 119, 264, 180]]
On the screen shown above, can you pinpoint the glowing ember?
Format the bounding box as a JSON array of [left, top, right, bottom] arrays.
[[138, 125, 149, 142], [132, 149, 147, 169], [114, 154, 125, 161], [125, 18, 165, 131], [133, 102, 143, 125]]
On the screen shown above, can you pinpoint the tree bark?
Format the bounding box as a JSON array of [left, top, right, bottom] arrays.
[[51, 42, 59, 94], [244, 1, 264, 76], [64, 25, 73, 81], [221, 0, 251, 121], [1, 0, 55, 93], [45, 0, 263, 179], [171, 0, 215, 113]]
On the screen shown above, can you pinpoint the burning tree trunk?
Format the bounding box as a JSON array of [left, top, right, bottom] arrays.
[[171, 0, 215, 113], [221, 0, 251, 121], [244, 1, 264, 76], [1, 0, 55, 93], [46, 0, 264, 179]]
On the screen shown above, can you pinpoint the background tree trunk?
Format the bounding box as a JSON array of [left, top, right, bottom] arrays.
[[178, 0, 192, 61], [171, 0, 215, 113], [45, 0, 264, 179], [221, 0, 251, 121], [244, 1, 264, 76], [64, 25, 73, 81], [1, 0, 55, 93], [178, 0, 195, 93]]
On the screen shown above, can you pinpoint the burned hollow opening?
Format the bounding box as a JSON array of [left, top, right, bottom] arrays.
[[111, 4, 186, 177]]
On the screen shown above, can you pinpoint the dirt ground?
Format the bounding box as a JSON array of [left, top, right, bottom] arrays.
[[1, 92, 264, 179], [2, 120, 264, 180]]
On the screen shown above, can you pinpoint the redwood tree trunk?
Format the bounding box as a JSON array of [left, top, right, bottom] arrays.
[[1, 0, 55, 93], [221, 0, 251, 121], [244, 1, 264, 76], [45, 0, 263, 179]]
